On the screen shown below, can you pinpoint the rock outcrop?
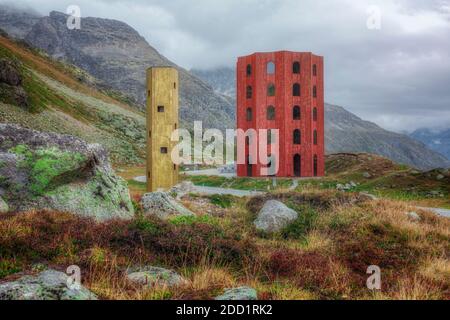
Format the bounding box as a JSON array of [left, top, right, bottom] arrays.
[[0, 124, 134, 220], [0, 270, 97, 300], [140, 192, 194, 220], [126, 266, 187, 288], [0, 58, 28, 108], [215, 287, 258, 301], [254, 200, 298, 233]]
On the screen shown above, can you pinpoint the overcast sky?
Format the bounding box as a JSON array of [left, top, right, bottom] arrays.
[[2, 0, 450, 133]]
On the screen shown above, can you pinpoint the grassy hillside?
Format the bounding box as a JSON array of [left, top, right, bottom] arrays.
[[0, 34, 146, 164]]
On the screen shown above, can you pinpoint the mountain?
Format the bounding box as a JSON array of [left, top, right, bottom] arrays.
[[410, 128, 450, 161], [0, 8, 235, 130], [191, 67, 236, 97], [0, 32, 146, 165], [193, 67, 450, 170], [0, 5, 41, 39]]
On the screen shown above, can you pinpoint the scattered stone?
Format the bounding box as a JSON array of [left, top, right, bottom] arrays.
[[436, 174, 445, 181], [254, 200, 298, 233], [0, 270, 97, 300], [0, 124, 134, 221], [362, 172, 372, 179], [169, 181, 195, 199], [215, 287, 258, 301], [126, 266, 187, 288], [359, 192, 378, 201], [141, 191, 195, 220], [219, 164, 236, 174], [350, 181, 357, 188], [407, 211, 421, 222], [0, 196, 8, 213]]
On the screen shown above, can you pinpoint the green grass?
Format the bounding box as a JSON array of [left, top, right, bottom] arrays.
[[208, 194, 234, 208], [184, 175, 294, 191]]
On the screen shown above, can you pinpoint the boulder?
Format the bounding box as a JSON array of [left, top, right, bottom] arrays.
[[215, 287, 258, 301], [436, 174, 445, 181], [0, 124, 134, 221], [0, 196, 8, 213], [254, 200, 298, 233], [141, 192, 194, 220], [126, 266, 186, 288], [0, 270, 97, 300], [0, 59, 22, 86]]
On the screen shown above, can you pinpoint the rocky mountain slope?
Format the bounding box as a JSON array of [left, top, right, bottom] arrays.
[[324, 104, 450, 170], [192, 67, 450, 170], [0, 33, 146, 164], [410, 128, 450, 161], [0, 6, 235, 130]]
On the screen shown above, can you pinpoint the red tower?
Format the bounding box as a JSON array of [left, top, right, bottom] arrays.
[[236, 51, 325, 178]]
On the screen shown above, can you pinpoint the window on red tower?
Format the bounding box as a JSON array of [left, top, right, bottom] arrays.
[[293, 83, 301, 96], [246, 64, 252, 76], [313, 107, 318, 121], [293, 61, 300, 74], [294, 129, 301, 145], [314, 130, 318, 145], [293, 106, 301, 120], [246, 86, 252, 99], [267, 61, 275, 74], [267, 106, 275, 120], [313, 86, 317, 98], [246, 108, 252, 121], [313, 64, 317, 76], [267, 130, 273, 145], [267, 83, 275, 96]]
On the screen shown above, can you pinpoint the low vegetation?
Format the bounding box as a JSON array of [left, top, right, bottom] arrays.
[[1, 188, 448, 300]]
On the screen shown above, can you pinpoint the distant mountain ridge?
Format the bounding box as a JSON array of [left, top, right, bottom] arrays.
[[192, 67, 450, 170], [0, 6, 235, 130], [410, 128, 450, 161]]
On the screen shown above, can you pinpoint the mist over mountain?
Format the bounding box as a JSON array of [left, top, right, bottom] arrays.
[[410, 128, 450, 161]]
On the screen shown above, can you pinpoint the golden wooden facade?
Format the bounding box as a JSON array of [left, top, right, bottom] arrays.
[[146, 67, 179, 192]]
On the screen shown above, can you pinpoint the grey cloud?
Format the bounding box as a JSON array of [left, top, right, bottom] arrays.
[[1, 0, 449, 132]]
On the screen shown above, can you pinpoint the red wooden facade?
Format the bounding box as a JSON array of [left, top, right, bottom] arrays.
[[236, 51, 325, 178]]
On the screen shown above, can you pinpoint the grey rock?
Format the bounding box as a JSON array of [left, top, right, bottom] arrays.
[[141, 192, 194, 220], [126, 266, 186, 288], [215, 287, 257, 301], [436, 174, 445, 181], [0, 59, 22, 86], [169, 181, 195, 199], [407, 211, 421, 222], [363, 172, 372, 179], [350, 181, 357, 187], [254, 200, 298, 233], [0, 270, 97, 300], [0, 5, 42, 39], [0, 196, 8, 213], [359, 192, 378, 201], [0, 124, 134, 221]]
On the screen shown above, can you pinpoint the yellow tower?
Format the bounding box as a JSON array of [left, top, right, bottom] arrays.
[[146, 67, 179, 192]]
